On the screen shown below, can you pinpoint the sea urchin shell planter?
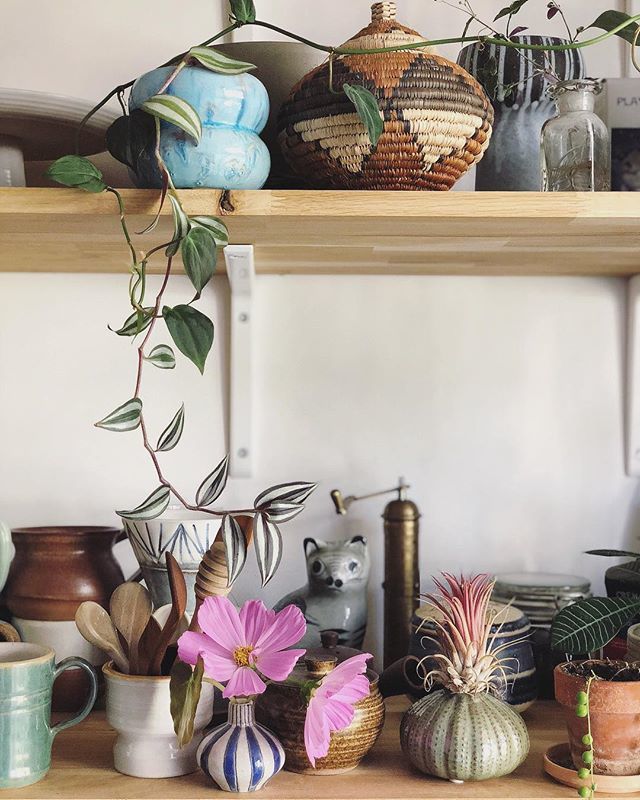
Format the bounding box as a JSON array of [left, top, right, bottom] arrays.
[[278, 1, 493, 190]]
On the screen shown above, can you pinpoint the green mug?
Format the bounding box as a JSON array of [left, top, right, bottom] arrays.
[[0, 642, 98, 789]]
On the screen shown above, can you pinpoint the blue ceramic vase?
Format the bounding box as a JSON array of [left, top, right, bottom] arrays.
[[129, 65, 270, 189], [197, 698, 284, 793]]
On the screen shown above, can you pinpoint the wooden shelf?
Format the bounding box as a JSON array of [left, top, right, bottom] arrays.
[[1, 188, 639, 276], [14, 700, 585, 799]]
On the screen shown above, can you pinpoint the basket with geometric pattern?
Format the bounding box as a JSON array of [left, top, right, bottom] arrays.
[[278, 2, 494, 190]]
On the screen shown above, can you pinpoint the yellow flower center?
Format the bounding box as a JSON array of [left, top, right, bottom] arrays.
[[233, 646, 254, 667]]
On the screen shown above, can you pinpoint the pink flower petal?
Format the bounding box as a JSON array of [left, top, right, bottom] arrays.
[[177, 632, 237, 682], [316, 654, 371, 697], [323, 698, 356, 732], [196, 596, 245, 652], [239, 600, 275, 645], [328, 674, 370, 706], [223, 666, 267, 698], [254, 604, 306, 654], [304, 697, 330, 768], [256, 648, 305, 681]]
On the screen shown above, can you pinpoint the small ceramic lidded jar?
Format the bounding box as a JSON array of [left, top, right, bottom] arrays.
[[541, 79, 610, 191], [255, 634, 385, 774], [197, 698, 285, 793]]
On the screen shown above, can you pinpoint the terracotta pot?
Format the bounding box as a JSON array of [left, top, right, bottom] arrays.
[[555, 660, 640, 775], [5, 526, 124, 620], [255, 654, 385, 774]]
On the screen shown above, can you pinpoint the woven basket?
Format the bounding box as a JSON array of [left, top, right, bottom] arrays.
[[278, 2, 494, 190]]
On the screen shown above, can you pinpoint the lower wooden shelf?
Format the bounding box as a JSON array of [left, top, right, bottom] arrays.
[[9, 699, 584, 800]]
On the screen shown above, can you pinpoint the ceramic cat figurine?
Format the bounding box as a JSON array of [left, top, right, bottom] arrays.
[[274, 536, 369, 649]]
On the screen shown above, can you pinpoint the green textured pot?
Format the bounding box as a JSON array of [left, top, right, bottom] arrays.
[[400, 690, 530, 782]]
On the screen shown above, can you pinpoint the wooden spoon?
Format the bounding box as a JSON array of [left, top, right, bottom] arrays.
[[75, 601, 129, 673], [148, 553, 187, 676], [136, 615, 163, 676], [110, 582, 152, 674]]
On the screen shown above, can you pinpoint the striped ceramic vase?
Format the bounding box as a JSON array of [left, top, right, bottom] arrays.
[[197, 699, 284, 793], [457, 37, 585, 190]]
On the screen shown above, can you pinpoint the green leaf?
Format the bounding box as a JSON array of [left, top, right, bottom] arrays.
[[170, 657, 204, 748], [229, 0, 256, 23], [586, 549, 640, 559], [117, 485, 171, 521], [588, 10, 640, 44], [163, 305, 214, 374], [494, 0, 529, 21], [156, 403, 185, 452], [190, 216, 229, 247], [222, 514, 247, 587], [196, 455, 229, 506], [46, 155, 106, 193], [188, 46, 255, 75], [109, 308, 154, 337], [166, 195, 190, 258], [550, 596, 640, 655], [95, 398, 142, 432], [141, 94, 202, 144], [145, 344, 176, 369], [181, 226, 218, 296], [343, 84, 383, 147], [105, 110, 155, 174]]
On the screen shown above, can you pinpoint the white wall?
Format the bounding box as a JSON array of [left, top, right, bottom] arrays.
[[0, 1, 637, 663]]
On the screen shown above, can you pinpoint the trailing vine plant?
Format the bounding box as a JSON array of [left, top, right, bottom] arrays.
[[46, 0, 640, 586], [575, 677, 596, 799]]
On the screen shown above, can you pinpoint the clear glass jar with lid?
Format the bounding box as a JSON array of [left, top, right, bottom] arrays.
[[540, 79, 610, 191]]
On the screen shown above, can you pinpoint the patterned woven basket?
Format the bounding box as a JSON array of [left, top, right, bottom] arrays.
[[278, 2, 494, 191]]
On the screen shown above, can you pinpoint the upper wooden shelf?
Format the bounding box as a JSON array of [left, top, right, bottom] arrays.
[[1, 188, 639, 276], [20, 700, 581, 800]]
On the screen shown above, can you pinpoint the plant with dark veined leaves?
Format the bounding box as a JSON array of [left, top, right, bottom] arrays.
[[550, 549, 640, 656]]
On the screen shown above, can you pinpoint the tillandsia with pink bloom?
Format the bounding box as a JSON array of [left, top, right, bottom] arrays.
[[417, 572, 514, 695], [171, 596, 372, 766]]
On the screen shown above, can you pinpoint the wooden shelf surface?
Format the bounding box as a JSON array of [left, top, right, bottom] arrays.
[[0, 188, 639, 276], [8, 699, 592, 800]]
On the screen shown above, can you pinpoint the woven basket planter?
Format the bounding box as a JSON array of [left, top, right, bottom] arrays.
[[278, 2, 494, 191]]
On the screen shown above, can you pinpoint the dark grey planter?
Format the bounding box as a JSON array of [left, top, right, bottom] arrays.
[[458, 37, 585, 191]]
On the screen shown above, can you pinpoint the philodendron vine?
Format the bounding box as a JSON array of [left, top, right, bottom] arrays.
[[46, 0, 640, 587]]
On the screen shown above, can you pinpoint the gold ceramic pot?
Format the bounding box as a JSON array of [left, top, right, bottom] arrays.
[[255, 653, 385, 775]]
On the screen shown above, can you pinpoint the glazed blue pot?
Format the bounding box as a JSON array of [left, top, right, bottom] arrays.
[[129, 65, 270, 189]]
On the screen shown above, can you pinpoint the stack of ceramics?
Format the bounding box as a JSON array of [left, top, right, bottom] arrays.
[[493, 572, 591, 699], [627, 623, 640, 662]]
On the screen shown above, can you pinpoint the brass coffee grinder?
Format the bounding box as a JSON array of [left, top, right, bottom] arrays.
[[330, 478, 420, 668]]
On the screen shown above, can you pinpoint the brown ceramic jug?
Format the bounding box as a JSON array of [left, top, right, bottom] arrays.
[[255, 632, 385, 774], [4, 526, 125, 620]]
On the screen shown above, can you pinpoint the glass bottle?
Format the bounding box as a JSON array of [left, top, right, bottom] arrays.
[[541, 79, 610, 191]]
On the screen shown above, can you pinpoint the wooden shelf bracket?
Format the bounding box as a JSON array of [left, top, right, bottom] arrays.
[[224, 244, 255, 479]]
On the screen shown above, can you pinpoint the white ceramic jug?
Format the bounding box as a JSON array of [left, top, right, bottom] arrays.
[[0, 522, 15, 592]]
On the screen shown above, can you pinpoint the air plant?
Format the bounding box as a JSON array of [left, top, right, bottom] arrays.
[[419, 573, 511, 696]]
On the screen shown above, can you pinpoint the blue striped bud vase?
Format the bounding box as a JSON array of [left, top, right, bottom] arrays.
[[197, 699, 285, 793]]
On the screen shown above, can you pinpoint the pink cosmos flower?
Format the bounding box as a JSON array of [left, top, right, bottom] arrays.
[[304, 653, 372, 767], [177, 596, 306, 698]]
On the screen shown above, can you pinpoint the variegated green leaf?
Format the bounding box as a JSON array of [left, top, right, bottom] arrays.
[[181, 226, 217, 295], [95, 398, 142, 432], [163, 305, 214, 374], [156, 404, 185, 452], [141, 94, 202, 144], [550, 596, 640, 655], [196, 455, 229, 507], [166, 195, 190, 258], [145, 344, 176, 369], [117, 485, 171, 521], [46, 155, 107, 193], [254, 482, 317, 508], [188, 46, 255, 75], [229, 0, 256, 23], [190, 216, 229, 247], [343, 84, 383, 147], [263, 502, 305, 523], [109, 308, 154, 337], [222, 515, 247, 587], [253, 513, 283, 586]]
